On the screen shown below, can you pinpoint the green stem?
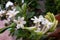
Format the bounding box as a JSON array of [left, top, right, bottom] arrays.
[[0, 23, 15, 34]]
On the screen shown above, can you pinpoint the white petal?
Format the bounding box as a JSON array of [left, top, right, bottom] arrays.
[[21, 21, 26, 24], [16, 24, 21, 29], [34, 16, 38, 19], [13, 19, 18, 23], [31, 16, 41, 23], [22, 0, 24, 3], [34, 20, 38, 23], [20, 24, 24, 28], [41, 19, 49, 25], [7, 18, 11, 22], [14, 11, 19, 14], [2, 10, 6, 13], [42, 21, 46, 25], [6, 1, 13, 8], [4, 20, 9, 24], [31, 18, 35, 20], [9, 15, 13, 18], [0, 11, 2, 14], [18, 16, 21, 21], [21, 17, 24, 20], [39, 15, 44, 18], [16, 24, 24, 29], [47, 22, 53, 29]]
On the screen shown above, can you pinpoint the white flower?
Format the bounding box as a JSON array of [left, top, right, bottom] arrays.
[[41, 19, 53, 29], [31, 16, 41, 28], [0, 11, 3, 16], [39, 15, 45, 22], [46, 22, 53, 29], [31, 15, 45, 23], [11, 7, 16, 11], [6, 1, 13, 8], [22, 0, 24, 3], [0, 10, 6, 17], [6, 10, 19, 18], [4, 18, 10, 24], [13, 17, 26, 29], [31, 16, 40, 23], [42, 22, 53, 34], [31, 15, 53, 32], [41, 19, 49, 25]]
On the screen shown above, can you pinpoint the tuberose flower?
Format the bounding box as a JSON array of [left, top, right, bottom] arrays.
[[31, 16, 41, 28], [46, 22, 53, 29], [13, 16, 26, 29], [31, 15, 44, 27], [22, 0, 24, 3], [4, 18, 11, 24], [41, 19, 53, 29], [6, 10, 19, 18], [31, 16, 40, 23], [39, 15, 45, 22], [0, 10, 6, 17], [41, 18, 53, 34], [31, 15, 53, 34], [6, 1, 13, 8]]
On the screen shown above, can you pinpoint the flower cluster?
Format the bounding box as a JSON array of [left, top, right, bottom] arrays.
[[31, 15, 53, 34], [0, 1, 58, 40], [5, 1, 13, 8], [0, 1, 19, 24]]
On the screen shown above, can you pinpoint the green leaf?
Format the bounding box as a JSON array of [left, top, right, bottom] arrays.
[[40, 35, 48, 40], [27, 12, 35, 19], [35, 4, 41, 9], [15, 6, 23, 18], [14, 29, 31, 39], [45, 12, 55, 22], [47, 12, 55, 22], [0, 27, 10, 33], [45, 15, 52, 22], [29, 32, 43, 40], [22, 3, 27, 13], [16, 3, 27, 18], [0, 23, 16, 34]]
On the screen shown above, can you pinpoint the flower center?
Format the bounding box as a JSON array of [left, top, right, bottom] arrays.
[[18, 21, 20, 24]]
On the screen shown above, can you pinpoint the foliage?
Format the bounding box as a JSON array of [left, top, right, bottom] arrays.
[[54, 0, 60, 13], [15, 0, 40, 9], [45, 0, 57, 14], [0, 0, 58, 40], [45, 0, 60, 14]]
